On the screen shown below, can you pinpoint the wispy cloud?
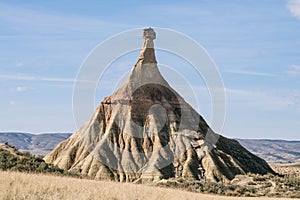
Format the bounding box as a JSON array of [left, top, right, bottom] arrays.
[[228, 87, 298, 112], [141, 4, 211, 17], [287, 0, 300, 20], [15, 62, 24, 67], [225, 69, 277, 77], [0, 73, 74, 82], [288, 91, 300, 112], [225, 87, 252, 95], [0, 2, 131, 37], [15, 86, 27, 92], [9, 101, 16, 106], [286, 64, 300, 75], [0, 73, 96, 83]]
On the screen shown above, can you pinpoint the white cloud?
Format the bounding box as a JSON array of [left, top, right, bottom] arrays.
[[286, 64, 300, 75], [287, 90, 300, 112], [223, 86, 300, 112], [0, 73, 96, 83], [15, 86, 27, 92], [15, 62, 23, 67], [225, 69, 277, 77], [287, 0, 300, 20], [9, 101, 16, 105], [0, 2, 130, 37], [0, 73, 74, 82], [225, 87, 252, 95]]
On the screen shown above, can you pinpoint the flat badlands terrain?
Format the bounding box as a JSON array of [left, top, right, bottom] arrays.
[[0, 171, 298, 200]]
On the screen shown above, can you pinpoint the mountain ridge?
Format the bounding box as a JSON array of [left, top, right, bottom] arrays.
[[237, 139, 300, 164], [0, 132, 71, 155], [1, 132, 299, 165]]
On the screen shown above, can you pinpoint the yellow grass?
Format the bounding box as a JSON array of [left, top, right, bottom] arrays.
[[0, 171, 298, 200]]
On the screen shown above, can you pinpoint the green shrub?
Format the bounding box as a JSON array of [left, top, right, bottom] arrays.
[[253, 176, 266, 182], [0, 145, 65, 175]]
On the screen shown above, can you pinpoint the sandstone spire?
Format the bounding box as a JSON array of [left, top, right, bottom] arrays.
[[45, 28, 275, 183], [136, 27, 157, 65]]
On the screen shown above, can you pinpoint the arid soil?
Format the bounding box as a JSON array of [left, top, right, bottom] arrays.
[[0, 170, 298, 200]]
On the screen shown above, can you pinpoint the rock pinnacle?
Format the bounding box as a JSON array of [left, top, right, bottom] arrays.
[[136, 27, 157, 65]]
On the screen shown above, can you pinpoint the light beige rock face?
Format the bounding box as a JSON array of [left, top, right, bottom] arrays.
[[44, 28, 275, 182]]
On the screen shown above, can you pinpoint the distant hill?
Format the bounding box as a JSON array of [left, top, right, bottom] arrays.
[[0, 132, 71, 156], [0, 142, 64, 174], [1, 132, 299, 164], [237, 139, 300, 164]]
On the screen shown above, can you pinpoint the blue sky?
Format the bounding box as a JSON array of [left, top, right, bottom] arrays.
[[0, 0, 300, 140]]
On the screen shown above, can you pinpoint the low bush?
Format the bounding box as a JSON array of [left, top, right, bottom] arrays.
[[0, 145, 64, 175]]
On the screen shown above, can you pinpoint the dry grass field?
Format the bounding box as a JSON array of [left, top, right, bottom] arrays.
[[0, 171, 298, 200], [272, 163, 300, 177]]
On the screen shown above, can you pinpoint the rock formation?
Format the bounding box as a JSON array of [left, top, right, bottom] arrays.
[[45, 28, 275, 182]]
